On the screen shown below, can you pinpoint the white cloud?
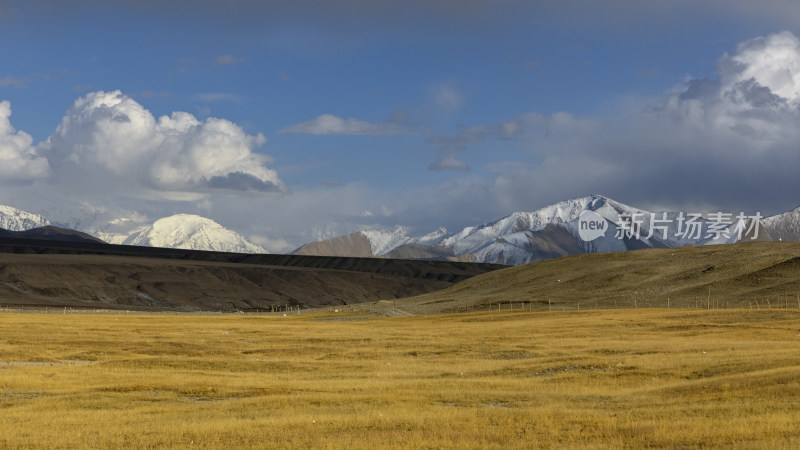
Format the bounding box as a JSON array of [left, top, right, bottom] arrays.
[[719, 31, 800, 102], [150, 114, 279, 192], [473, 31, 800, 214], [280, 114, 417, 135], [8, 31, 800, 252], [401, 30, 800, 225], [45, 90, 158, 173], [42, 90, 283, 193], [0, 100, 50, 181]]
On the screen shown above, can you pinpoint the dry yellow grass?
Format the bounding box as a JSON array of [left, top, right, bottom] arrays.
[[393, 241, 800, 314], [1, 309, 799, 448]]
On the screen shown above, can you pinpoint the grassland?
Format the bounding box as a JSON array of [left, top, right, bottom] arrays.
[[391, 241, 800, 315], [1, 308, 799, 448]]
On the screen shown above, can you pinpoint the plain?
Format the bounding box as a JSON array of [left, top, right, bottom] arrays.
[[0, 308, 799, 448]]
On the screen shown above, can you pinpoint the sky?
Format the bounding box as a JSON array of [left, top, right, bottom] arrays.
[[3, 0, 800, 251]]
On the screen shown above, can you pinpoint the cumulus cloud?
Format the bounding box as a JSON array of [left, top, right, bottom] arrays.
[[719, 31, 800, 102], [280, 113, 418, 135], [660, 31, 800, 151], [390, 30, 800, 228], [9, 31, 800, 251], [42, 90, 283, 193], [0, 100, 50, 181], [460, 31, 800, 214]]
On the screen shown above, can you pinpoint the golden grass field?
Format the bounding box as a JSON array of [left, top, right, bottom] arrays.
[[1, 308, 799, 448], [393, 242, 800, 315]]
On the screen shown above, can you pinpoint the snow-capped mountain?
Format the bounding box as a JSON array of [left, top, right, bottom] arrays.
[[293, 225, 452, 258], [0, 195, 782, 262], [440, 197, 600, 254], [442, 195, 746, 265], [123, 214, 267, 254], [360, 226, 450, 255], [435, 195, 643, 265], [0, 205, 51, 231], [294, 195, 755, 265], [360, 227, 414, 255], [412, 227, 449, 247], [762, 206, 800, 241], [0, 204, 269, 254]]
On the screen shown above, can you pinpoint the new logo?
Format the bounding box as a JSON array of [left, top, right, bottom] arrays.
[[578, 210, 608, 241]]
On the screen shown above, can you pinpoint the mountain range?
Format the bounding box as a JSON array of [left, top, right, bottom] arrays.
[[293, 195, 791, 265], [0, 205, 266, 254], [0, 195, 798, 264]]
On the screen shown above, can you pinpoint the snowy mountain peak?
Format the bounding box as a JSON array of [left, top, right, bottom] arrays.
[[764, 205, 800, 223], [0, 205, 51, 231], [413, 227, 448, 246], [359, 228, 412, 255], [357, 225, 453, 256], [392, 225, 409, 236], [585, 194, 610, 210], [762, 206, 800, 240], [439, 195, 634, 255], [123, 214, 267, 254]]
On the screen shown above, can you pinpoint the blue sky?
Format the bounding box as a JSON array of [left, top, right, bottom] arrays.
[[3, 1, 800, 250]]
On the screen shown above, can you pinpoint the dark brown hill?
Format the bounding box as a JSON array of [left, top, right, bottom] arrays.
[[0, 226, 106, 244], [0, 238, 503, 311]]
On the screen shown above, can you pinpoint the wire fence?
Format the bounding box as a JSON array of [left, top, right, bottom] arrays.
[[1, 294, 799, 317]]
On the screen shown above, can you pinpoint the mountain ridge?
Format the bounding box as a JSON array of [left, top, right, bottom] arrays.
[[293, 194, 783, 265], [0, 205, 51, 231], [2, 195, 798, 262], [0, 225, 106, 244]]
